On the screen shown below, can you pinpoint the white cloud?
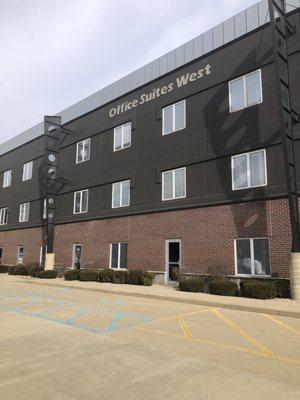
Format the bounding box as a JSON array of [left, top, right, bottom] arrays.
[[0, 0, 259, 144]]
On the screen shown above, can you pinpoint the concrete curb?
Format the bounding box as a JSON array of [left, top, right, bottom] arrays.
[[18, 278, 300, 319]]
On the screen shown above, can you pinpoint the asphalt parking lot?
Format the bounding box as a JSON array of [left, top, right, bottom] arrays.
[[0, 277, 300, 400]]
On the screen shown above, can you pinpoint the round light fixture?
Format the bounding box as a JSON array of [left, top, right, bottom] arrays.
[[48, 154, 56, 162]]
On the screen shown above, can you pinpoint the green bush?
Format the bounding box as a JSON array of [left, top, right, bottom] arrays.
[[126, 269, 143, 285], [0, 265, 9, 273], [79, 270, 98, 282], [98, 269, 114, 283], [38, 270, 58, 279], [64, 269, 80, 281], [242, 281, 276, 299], [112, 270, 127, 284], [29, 266, 44, 277], [140, 271, 155, 286], [179, 277, 204, 292], [209, 279, 238, 296], [8, 266, 18, 275], [273, 279, 290, 298], [15, 265, 30, 275]]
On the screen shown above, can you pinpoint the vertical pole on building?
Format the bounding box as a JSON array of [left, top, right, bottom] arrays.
[[268, 0, 300, 299]]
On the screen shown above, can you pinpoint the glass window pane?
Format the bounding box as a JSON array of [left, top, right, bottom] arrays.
[[233, 155, 248, 189], [81, 190, 88, 212], [123, 123, 131, 148], [236, 239, 252, 275], [111, 244, 118, 268], [249, 151, 266, 187], [83, 139, 90, 161], [114, 127, 122, 150], [253, 239, 270, 276], [163, 171, 173, 200], [121, 181, 130, 206], [77, 142, 83, 162], [163, 106, 173, 134], [120, 243, 127, 269], [174, 168, 186, 198], [113, 183, 121, 207], [75, 192, 81, 213], [246, 71, 262, 106], [230, 78, 244, 112], [174, 101, 185, 131]]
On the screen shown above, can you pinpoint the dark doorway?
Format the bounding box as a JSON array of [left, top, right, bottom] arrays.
[[73, 244, 82, 269], [166, 240, 181, 282]]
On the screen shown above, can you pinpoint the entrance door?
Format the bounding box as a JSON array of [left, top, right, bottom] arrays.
[[73, 244, 82, 269], [0, 248, 2, 265], [17, 246, 24, 265], [165, 240, 181, 283], [40, 246, 47, 266]]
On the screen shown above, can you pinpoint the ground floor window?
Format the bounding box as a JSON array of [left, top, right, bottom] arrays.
[[40, 246, 47, 266], [235, 238, 270, 276], [73, 244, 82, 269], [110, 243, 127, 269], [17, 246, 24, 265]]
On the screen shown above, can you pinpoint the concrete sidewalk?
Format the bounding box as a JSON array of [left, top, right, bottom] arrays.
[[4, 274, 300, 318]]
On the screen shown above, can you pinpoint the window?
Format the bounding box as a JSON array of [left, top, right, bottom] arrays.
[[0, 207, 8, 225], [40, 246, 47, 266], [229, 69, 262, 112], [112, 180, 130, 208], [17, 246, 24, 265], [235, 238, 270, 276], [43, 199, 47, 219], [232, 149, 267, 190], [110, 243, 128, 269], [162, 100, 186, 135], [114, 122, 131, 151], [73, 190, 89, 214], [3, 170, 11, 188], [76, 138, 91, 163], [162, 167, 186, 201], [19, 203, 30, 222], [22, 161, 33, 181]]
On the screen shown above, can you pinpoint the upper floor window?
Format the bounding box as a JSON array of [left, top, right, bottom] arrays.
[[22, 161, 33, 181], [76, 138, 91, 163], [3, 170, 12, 188], [162, 167, 186, 201], [235, 238, 270, 276], [162, 100, 186, 135], [114, 122, 131, 151], [73, 190, 89, 214], [229, 69, 262, 113], [19, 202, 30, 222], [0, 207, 8, 225], [112, 180, 130, 208], [232, 149, 267, 190]]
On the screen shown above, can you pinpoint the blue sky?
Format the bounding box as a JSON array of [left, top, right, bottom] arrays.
[[0, 0, 259, 144]]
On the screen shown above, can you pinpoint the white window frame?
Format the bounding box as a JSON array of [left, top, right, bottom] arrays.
[[76, 138, 91, 164], [73, 190, 89, 214], [231, 149, 267, 191], [162, 99, 186, 135], [0, 207, 8, 225], [162, 167, 186, 201], [112, 180, 130, 208], [113, 122, 131, 151], [234, 238, 271, 277], [109, 242, 128, 270], [19, 203, 30, 222], [3, 170, 12, 188], [22, 161, 33, 181], [229, 69, 263, 113]]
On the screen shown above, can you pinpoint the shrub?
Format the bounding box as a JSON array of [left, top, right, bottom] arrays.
[[140, 271, 155, 286], [179, 277, 204, 292], [8, 266, 18, 275], [79, 270, 98, 282], [64, 269, 80, 281], [98, 269, 113, 283], [209, 279, 238, 296], [126, 269, 143, 285], [0, 265, 9, 273], [112, 270, 127, 284], [14, 265, 30, 275], [38, 270, 58, 279], [242, 281, 276, 299], [273, 279, 290, 298], [29, 266, 44, 277]]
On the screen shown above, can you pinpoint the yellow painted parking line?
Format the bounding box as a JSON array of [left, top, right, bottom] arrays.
[[177, 318, 193, 338], [212, 309, 276, 357], [263, 314, 300, 336]]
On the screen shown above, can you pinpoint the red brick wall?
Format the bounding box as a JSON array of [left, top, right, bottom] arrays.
[[0, 199, 292, 278]]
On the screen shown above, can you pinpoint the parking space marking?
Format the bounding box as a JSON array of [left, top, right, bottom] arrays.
[[212, 309, 276, 357], [177, 318, 193, 338], [263, 314, 300, 337]]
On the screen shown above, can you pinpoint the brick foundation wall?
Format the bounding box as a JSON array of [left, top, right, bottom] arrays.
[[0, 198, 292, 278]]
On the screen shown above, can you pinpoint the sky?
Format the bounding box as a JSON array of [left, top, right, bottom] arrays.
[[0, 0, 259, 145]]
